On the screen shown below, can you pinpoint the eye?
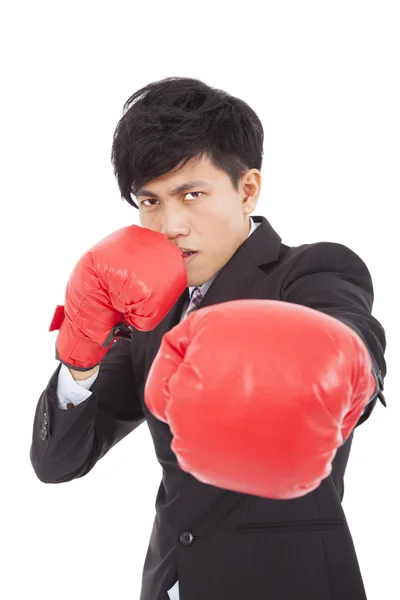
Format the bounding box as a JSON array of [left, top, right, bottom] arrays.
[[140, 191, 203, 207], [184, 191, 203, 200]]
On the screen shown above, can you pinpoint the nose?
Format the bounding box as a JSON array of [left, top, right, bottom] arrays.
[[160, 205, 189, 240]]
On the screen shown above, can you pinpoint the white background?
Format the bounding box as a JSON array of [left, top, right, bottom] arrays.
[[1, 1, 398, 598]]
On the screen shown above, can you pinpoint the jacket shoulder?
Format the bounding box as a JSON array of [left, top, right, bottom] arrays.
[[282, 240, 373, 290]]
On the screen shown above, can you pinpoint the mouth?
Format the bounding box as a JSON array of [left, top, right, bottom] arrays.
[[182, 251, 198, 264]]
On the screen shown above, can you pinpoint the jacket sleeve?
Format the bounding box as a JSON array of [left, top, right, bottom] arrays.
[[30, 336, 146, 483], [281, 241, 387, 428]]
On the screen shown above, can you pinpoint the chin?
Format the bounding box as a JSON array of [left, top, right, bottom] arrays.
[[187, 276, 203, 288]]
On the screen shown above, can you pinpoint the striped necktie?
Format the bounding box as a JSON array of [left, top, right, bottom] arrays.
[[184, 286, 203, 318]]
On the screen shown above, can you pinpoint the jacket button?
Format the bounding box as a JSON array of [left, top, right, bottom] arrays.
[[39, 428, 47, 441], [179, 531, 194, 546]]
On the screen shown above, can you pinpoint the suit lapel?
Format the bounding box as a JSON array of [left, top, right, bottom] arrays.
[[194, 215, 282, 310]]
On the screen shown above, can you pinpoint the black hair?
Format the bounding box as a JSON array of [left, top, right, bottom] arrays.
[[111, 77, 264, 209]]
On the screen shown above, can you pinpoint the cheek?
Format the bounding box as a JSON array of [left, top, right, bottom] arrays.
[[140, 214, 160, 232]]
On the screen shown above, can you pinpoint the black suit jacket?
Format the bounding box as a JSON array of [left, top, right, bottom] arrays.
[[30, 215, 387, 600]]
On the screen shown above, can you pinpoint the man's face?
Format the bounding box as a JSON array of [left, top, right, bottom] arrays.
[[136, 154, 261, 287]]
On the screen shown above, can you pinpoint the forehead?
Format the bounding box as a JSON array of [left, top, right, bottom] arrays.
[[160, 154, 221, 182], [136, 155, 226, 197]]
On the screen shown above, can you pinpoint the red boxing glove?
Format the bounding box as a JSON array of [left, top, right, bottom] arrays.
[[49, 225, 187, 371], [144, 300, 376, 500]]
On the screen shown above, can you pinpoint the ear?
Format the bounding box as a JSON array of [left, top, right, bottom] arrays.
[[242, 169, 262, 213]]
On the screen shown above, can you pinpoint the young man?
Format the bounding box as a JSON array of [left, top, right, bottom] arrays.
[[30, 77, 387, 600]]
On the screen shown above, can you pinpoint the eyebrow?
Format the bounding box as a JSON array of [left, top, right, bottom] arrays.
[[135, 180, 212, 198]]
